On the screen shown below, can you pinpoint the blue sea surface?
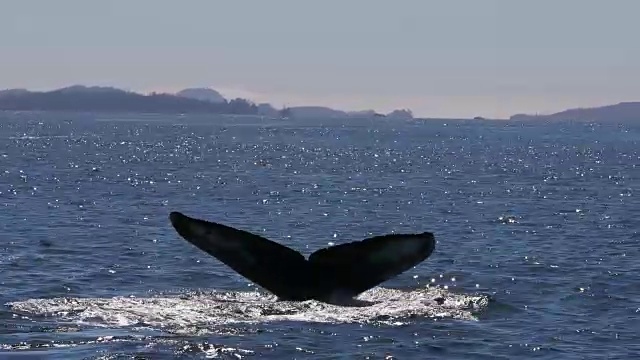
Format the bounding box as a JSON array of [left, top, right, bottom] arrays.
[[0, 112, 638, 359]]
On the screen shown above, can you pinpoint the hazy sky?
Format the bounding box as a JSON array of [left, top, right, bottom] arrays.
[[1, 0, 639, 118]]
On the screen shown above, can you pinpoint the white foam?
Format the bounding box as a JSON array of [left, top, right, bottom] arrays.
[[6, 286, 490, 335]]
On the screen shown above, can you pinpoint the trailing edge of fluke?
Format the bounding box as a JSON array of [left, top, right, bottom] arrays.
[[168, 211, 436, 305]]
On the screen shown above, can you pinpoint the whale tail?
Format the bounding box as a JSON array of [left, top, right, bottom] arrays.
[[168, 211, 436, 303]]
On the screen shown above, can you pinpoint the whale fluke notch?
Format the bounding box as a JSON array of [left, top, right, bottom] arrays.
[[168, 211, 436, 304]]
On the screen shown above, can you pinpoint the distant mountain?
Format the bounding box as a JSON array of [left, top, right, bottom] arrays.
[[173, 88, 414, 120], [256, 103, 280, 117], [0, 85, 415, 120], [286, 106, 348, 119], [386, 109, 414, 120], [0, 88, 30, 97], [510, 102, 640, 123], [175, 88, 226, 103], [0, 85, 258, 115], [283, 106, 413, 120], [56, 85, 125, 94], [347, 109, 385, 118]]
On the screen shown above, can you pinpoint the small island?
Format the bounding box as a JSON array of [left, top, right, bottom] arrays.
[[0, 85, 415, 120]]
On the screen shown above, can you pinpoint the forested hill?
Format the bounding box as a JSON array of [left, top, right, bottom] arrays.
[[0, 86, 259, 115], [0, 85, 416, 120], [510, 102, 640, 123]]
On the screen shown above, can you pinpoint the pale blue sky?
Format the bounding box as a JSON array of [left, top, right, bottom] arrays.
[[1, 0, 639, 118]]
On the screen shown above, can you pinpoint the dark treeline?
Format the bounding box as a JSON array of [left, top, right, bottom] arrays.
[[0, 87, 260, 115]]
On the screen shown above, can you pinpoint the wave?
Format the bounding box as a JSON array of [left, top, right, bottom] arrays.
[[6, 286, 490, 336]]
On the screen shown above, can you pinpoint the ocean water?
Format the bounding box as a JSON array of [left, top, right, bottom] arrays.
[[0, 112, 638, 359]]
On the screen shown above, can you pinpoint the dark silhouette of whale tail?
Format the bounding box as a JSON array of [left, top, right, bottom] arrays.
[[169, 211, 436, 304]]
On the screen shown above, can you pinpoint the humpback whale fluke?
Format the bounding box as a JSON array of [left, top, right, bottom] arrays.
[[169, 211, 436, 305]]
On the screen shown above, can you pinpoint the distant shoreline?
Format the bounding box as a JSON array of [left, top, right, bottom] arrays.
[[0, 85, 415, 121], [509, 101, 640, 123], [2, 85, 637, 123]]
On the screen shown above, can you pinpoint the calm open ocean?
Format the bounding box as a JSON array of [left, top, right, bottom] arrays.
[[1, 112, 638, 359]]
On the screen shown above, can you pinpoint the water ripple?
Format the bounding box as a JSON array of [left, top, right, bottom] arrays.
[[1, 114, 639, 358]]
